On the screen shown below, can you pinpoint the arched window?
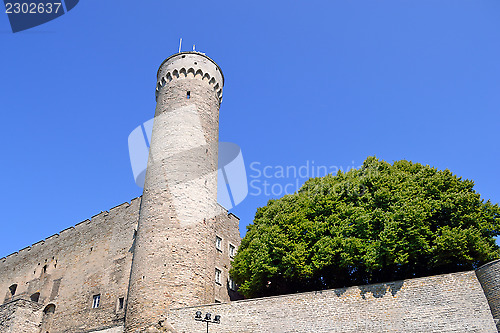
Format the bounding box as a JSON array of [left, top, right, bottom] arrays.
[[30, 292, 40, 303], [43, 304, 56, 314]]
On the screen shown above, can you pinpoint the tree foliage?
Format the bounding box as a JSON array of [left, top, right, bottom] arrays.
[[230, 157, 500, 298]]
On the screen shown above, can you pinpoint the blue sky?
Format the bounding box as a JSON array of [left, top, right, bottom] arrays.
[[1, 1, 499, 258]]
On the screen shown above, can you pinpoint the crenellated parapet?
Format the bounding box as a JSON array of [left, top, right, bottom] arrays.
[[0, 197, 141, 263], [155, 52, 224, 102]]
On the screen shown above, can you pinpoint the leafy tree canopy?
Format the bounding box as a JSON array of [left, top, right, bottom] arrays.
[[230, 157, 500, 298]]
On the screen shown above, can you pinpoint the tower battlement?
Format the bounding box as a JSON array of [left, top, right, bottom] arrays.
[[155, 52, 224, 102]]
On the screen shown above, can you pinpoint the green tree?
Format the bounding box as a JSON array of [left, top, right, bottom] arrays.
[[230, 157, 500, 298]]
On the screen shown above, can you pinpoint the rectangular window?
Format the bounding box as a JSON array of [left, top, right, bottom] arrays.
[[229, 277, 237, 291], [229, 244, 236, 258], [215, 269, 222, 285], [215, 236, 222, 251], [92, 294, 100, 308], [118, 297, 124, 310], [187, 91, 190, 99]]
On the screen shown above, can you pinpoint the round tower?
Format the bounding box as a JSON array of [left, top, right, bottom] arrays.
[[476, 259, 500, 332], [125, 52, 224, 332]]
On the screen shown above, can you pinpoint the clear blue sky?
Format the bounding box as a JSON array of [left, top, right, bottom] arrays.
[[1, 1, 499, 258]]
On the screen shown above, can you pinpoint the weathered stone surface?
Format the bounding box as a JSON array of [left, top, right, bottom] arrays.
[[0, 198, 141, 333], [168, 271, 497, 333], [477, 259, 500, 332], [125, 52, 237, 332], [0, 299, 43, 333]]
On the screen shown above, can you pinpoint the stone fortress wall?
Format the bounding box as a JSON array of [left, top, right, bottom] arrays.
[[0, 197, 241, 333], [170, 270, 498, 333], [0, 198, 141, 333]]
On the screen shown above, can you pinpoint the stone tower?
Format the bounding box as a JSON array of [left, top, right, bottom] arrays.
[[125, 52, 225, 332]]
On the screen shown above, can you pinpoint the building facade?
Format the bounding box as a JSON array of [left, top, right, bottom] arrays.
[[1, 52, 500, 333]]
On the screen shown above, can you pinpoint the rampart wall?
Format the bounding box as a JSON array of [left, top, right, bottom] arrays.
[[0, 197, 142, 333], [168, 271, 497, 333]]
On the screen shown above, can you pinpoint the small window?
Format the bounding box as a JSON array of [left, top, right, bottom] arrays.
[[30, 292, 40, 303], [215, 236, 222, 251], [229, 277, 237, 291], [215, 269, 222, 285], [43, 304, 56, 314], [9, 284, 17, 297], [187, 91, 190, 99], [92, 294, 100, 308], [229, 244, 236, 258], [118, 297, 124, 310]]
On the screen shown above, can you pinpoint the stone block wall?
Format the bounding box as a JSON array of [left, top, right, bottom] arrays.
[[211, 210, 242, 303], [0, 196, 241, 333], [0, 299, 43, 333], [168, 271, 497, 333], [0, 197, 142, 333], [476, 259, 500, 332]]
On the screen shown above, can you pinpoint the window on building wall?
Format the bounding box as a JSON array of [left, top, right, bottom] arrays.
[[92, 294, 100, 308], [187, 91, 191, 99], [118, 297, 124, 310], [215, 236, 222, 251], [229, 244, 236, 258], [30, 292, 40, 303], [215, 269, 222, 285], [9, 284, 17, 297], [43, 304, 56, 314], [229, 277, 237, 291]]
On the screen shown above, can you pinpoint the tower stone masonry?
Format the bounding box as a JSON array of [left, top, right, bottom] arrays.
[[125, 52, 227, 332], [1, 51, 500, 333]]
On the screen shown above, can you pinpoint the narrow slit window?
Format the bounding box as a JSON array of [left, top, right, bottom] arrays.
[[92, 294, 100, 308], [118, 297, 124, 310], [187, 91, 190, 99]]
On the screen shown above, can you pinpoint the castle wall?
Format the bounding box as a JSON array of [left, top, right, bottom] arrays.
[[0, 197, 141, 333], [476, 259, 500, 332], [168, 271, 497, 333], [0, 299, 43, 333]]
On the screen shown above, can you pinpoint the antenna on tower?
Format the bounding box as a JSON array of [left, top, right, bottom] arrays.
[[178, 38, 182, 53]]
